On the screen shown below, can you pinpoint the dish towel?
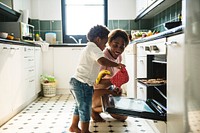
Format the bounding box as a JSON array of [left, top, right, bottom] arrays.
[[110, 67, 129, 88]]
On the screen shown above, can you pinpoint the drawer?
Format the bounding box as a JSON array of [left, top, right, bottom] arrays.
[[137, 56, 147, 78], [23, 47, 34, 57], [137, 82, 147, 101], [24, 57, 35, 68], [24, 67, 35, 79]]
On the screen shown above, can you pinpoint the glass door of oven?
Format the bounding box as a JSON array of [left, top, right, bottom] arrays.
[[101, 94, 166, 121]]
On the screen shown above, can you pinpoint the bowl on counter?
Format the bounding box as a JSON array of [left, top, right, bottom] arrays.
[[164, 21, 182, 30], [0, 32, 8, 39]]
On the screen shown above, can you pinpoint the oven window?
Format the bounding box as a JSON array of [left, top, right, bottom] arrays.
[[61, 0, 108, 44]]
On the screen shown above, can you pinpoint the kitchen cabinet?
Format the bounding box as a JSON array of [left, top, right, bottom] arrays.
[[0, 43, 42, 126], [35, 47, 42, 93], [166, 33, 185, 133], [135, 0, 180, 21], [136, 82, 147, 101], [124, 44, 137, 98], [136, 0, 148, 16], [0, 44, 23, 125], [23, 46, 36, 100], [53, 47, 83, 91], [0, 44, 16, 123]]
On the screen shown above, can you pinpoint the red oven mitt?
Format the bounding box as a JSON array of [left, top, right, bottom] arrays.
[[110, 67, 129, 88]]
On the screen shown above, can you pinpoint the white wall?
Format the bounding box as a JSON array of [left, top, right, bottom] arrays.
[[13, 0, 32, 17], [108, 0, 136, 20], [31, 0, 61, 20], [28, 0, 135, 20]]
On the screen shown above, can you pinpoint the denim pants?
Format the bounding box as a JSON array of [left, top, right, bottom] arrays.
[[69, 78, 94, 122]]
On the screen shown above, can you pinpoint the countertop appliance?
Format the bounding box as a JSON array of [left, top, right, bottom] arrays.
[[0, 22, 34, 42]]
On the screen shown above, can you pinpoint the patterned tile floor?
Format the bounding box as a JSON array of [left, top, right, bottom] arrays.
[[0, 94, 156, 133]]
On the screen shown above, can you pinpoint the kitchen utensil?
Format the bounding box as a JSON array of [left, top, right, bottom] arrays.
[[164, 21, 182, 30], [110, 67, 129, 88], [45, 33, 56, 44], [0, 32, 8, 39]]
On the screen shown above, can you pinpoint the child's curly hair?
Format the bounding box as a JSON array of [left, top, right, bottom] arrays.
[[87, 25, 110, 42]]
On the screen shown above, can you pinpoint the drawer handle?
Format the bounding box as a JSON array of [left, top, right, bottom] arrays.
[[165, 41, 179, 47]]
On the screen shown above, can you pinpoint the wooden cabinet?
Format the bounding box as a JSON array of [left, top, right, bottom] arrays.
[[167, 34, 185, 133], [53, 47, 83, 90]]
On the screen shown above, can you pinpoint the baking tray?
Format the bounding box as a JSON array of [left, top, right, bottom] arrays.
[[137, 78, 166, 87]]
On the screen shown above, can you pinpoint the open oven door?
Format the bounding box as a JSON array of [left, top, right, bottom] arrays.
[[101, 94, 166, 121]]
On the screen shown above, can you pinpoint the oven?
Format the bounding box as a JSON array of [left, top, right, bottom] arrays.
[[101, 38, 167, 122], [136, 38, 167, 108]]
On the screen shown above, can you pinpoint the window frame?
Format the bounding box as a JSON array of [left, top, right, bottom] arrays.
[[61, 0, 108, 44]]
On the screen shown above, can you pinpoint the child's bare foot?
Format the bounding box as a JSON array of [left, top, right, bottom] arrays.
[[69, 126, 81, 133], [92, 111, 106, 122]]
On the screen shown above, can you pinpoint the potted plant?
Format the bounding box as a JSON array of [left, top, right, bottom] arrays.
[[40, 75, 57, 97]]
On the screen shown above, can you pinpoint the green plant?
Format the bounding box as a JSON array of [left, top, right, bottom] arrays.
[[41, 75, 56, 83]]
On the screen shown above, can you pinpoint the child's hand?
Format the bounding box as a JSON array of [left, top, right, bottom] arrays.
[[112, 87, 122, 96]]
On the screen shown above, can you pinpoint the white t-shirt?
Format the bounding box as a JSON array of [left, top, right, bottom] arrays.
[[74, 42, 104, 86]]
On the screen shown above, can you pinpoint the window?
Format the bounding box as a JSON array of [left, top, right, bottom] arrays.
[[61, 0, 108, 44]]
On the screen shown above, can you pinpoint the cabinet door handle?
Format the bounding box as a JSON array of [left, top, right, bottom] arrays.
[[165, 41, 179, 47], [72, 48, 82, 50], [3, 47, 8, 50]]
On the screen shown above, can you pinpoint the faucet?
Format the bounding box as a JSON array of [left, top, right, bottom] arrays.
[[69, 36, 82, 44]]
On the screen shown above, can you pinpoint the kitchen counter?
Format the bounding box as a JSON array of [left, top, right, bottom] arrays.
[[49, 43, 86, 47], [0, 38, 40, 47], [133, 25, 184, 43]]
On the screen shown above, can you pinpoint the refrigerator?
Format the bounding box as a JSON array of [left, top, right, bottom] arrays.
[[168, 0, 200, 132], [183, 0, 200, 132]]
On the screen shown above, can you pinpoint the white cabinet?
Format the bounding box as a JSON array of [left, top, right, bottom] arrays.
[[0, 44, 23, 125], [136, 82, 147, 101], [0, 43, 42, 126], [23, 46, 36, 100], [136, 0, 148, 16], [35, 47, 42, 93], [124, 44, 137, 98], [53, 47, 83, 90], [167, 34, 185, 133], [137, 56, 147, 78]]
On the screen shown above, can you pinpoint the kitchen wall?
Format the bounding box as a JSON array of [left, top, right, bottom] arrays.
[[0, 0, 182, 42]]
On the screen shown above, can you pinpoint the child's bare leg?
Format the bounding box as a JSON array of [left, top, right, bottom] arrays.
[[92, 107, 105, 122], [69, 115, 81, 133], [110, 113, 128, 122], [92, 89, 108, 122]]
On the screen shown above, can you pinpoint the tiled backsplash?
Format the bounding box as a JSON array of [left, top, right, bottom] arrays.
[[30, 19, 62, 44], [151, 0, 182, 32]]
